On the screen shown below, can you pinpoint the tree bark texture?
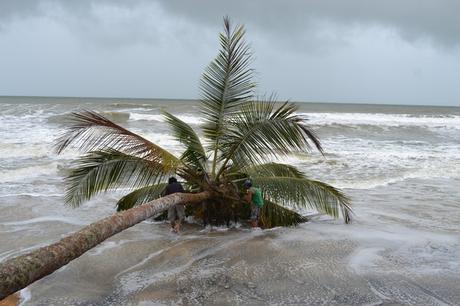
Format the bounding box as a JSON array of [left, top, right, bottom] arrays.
[[0, 191, 211, 300]]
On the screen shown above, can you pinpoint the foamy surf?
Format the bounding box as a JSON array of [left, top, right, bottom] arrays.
[[1, 216, 88, 227], [301, 112, 460, 129], [1, 97, 460, 304], [129, 112, 204, 125]]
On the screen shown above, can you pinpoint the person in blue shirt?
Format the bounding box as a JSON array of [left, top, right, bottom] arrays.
[[164, 177, 185, 233]]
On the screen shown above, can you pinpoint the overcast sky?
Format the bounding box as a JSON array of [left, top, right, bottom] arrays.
[[1, 0, 459, 106]]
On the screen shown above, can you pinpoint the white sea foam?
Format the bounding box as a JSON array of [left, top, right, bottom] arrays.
[[0, 163, 59, 183], [271, 142, 460, 189], [301, 112, 460, 129], [139, 132, 183, 155], [18, 288, 31, 306], [282, 217, 460, 275], [332, 166, 460, 189], [0, 191, 62, 198], [129, 112, 203, 125], [175, 114, 204, 125], [129, 113, 164, 122], [349, 247, 384, 273], [0, 143, 52, 159], [2, 216, 87, 227], [117, 231, 263, 296], [87, 239, 153, 256]]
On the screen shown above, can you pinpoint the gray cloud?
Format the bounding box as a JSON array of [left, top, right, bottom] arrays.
[[0, 0, 39, 19], [156, 0, 460, 49], [0, 1, 215, 50], [1, 0, 459, 49], [1, 0, 459, 105]]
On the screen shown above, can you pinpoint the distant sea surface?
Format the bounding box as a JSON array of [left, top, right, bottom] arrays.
[[1, 96, 460, 305]]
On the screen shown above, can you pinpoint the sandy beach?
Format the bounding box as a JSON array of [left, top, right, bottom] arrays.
[[10, 182, 455, 305]]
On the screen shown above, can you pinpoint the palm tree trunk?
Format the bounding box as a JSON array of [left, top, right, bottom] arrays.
[[0, 191, 211, 300]]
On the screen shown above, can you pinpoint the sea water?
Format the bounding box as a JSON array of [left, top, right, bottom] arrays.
[[1, 96, 459, 305]]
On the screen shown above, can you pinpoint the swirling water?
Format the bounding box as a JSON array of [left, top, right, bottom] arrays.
[[1, 96, 460, 305]]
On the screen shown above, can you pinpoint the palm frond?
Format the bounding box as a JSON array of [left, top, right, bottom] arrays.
[[199, 17, 255, 175], [260, 200, 308, 228], [241, 162, 306, 179], [252, 176, 352, 223], [217, 101, 322, 174], [64, 149, 174, 207], [54, 18, 352, 227], [54, 110, 180, 169], [116, 183, 167, 211], [162, 110, 207, 170]]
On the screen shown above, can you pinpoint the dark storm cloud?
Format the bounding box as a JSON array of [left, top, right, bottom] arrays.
[[0, 0, 39, 19], [1, 0, 459, 48], [157, 0, 460, 48], [1, 0, 459, 105]]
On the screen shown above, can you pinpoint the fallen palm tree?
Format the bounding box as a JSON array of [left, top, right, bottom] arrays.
[[0, 17, 351, 300], [0, 192, 210, 299]]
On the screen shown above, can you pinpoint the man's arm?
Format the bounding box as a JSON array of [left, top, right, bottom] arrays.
[[243, 189, 253, 203]]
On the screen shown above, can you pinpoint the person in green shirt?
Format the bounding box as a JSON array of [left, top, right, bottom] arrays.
[[243, 179, 264, 228]]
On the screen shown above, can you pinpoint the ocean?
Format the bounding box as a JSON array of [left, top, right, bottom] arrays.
[[1, 96, 459, 305]]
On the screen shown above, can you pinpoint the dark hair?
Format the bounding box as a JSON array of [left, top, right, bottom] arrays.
[[243, 179, 252, 188], [168, 177, 178, 184]]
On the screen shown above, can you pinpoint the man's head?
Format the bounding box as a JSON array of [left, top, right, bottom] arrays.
[[168, 177, 178, 184], [243, 179, 252, 189]]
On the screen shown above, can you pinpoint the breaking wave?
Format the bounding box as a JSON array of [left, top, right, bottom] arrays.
[[129, 113, 203, 125], [301, 112, 460, 129]]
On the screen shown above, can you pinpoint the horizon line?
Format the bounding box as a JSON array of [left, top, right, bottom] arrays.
[[0, 94, 458, 108]]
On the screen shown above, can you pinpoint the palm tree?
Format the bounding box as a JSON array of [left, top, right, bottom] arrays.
[[0, 17, 351, 300], [55, 17, 351, 227]]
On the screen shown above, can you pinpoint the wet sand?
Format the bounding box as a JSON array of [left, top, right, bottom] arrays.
[[8, 179, 457, 305], [23, 223, 460, 305]]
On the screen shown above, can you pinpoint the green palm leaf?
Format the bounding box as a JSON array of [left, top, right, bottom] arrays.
[[54, 18, 352, 228], [55, 110, 180, 169], [252, 176, 352, 223], [162, 110, 207, 170], [199, 17, 255, 175], [116, 183, 167, 211], [241, 162, 306, 179], [217, 101, 322, 175], [260, 200, 308, 228], [65, 149, 173, 207]]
